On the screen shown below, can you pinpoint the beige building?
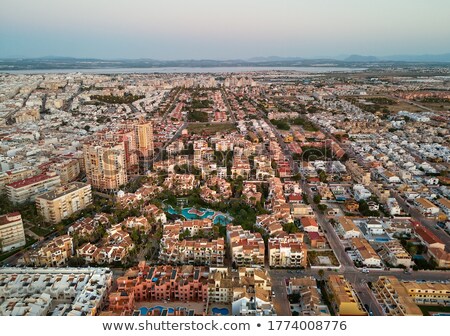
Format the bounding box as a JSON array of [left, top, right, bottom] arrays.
[[337, 216, 361, 239], [326, 275, 366, 316], [373, 276, 422, 316], [232, 267, 274, 316], [83, 141, 128, 191], [345, 159, 371, 185], [208, 268, 234, 303], [0, 212, 26, 252], [0, 167, 35, 194], [49, 159, 81, 184], [227, 225, 265, 267], [351, 238, 382, 267], [268, 234, 307, 268], [402, 280, 450, 306], [23, 235, 73, 267], [14, 108, 40, 123], [287, 277, 330, 316], [123, 118, 154, 169], [36, 182, 92, 224], [379, 240, 413, 268], [6, 172, 61, 204], [291, 204, 315, 217]]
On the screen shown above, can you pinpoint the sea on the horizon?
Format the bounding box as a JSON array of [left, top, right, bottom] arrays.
[[0, 66, 367, 75]]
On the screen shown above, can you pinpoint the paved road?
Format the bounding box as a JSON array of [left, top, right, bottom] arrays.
[[270, 277, 291, 316], [221, 88, 236, 123], [262, 113, 450, 316], [391, 189, 450, 249]]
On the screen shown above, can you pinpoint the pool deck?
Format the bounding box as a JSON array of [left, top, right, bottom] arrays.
[[208, 303, 232, 316], [135, 301, 207, 315], [166, 206, 233, 224]]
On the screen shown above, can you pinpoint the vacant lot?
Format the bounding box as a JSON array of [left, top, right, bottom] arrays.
[[308, 250, 340, 267], [187, 122, 236, 134]]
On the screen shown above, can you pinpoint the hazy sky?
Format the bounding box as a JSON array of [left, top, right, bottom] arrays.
[[1, 0, 449, 59]]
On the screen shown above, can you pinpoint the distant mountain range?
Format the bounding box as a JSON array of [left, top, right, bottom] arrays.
[[342, 53, 450, 63], [0, 53, 449, 71]]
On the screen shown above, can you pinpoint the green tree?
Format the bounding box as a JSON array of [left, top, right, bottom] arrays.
[[318, 269, 325, 280], [313, 194, 321, 204], [318, 204, 328, 212]]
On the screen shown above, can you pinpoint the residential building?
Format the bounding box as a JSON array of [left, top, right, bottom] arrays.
[[326, 275, 366, 316], [6, 172, 61, 204], [232, 267, 274, 316], [83, 141, 128, 191], [77, 224, 134, 264], [345, 159, 371, 185], [268, 234, 307, 268], [412, 221, 445, 250], [373, 276, 422, 316], [208, 267, 233, 303], [337, 217, 361, 239], [402, 280, 450, 306], [0, 167, 35, 194], [123, 118, 154, 169], [344, 199, 359, 212], [378, 241, 413, 268], [0, 212, 26, 252], [428, 248, 450, 268], [36, 182, 92, 224], [386, 198, 401, 216], [414, 198, 439, 217], [286, 277, 330, 316], [437, 197, 450, 217], [0, 267, 112, 316], [351, 238, 382, 267], [375, 276, 450, 314], [300, 217, 319, 232], [159, 219, 224, 266], [22, 235, 73, 267], [48, 159, 80, 184], [108, 263, 209, 314], [227, 225, 265, 267], [353, 184, 372, 201], [291, 204, 315, 217]]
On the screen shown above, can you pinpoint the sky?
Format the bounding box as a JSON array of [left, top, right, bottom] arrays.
[[1, 0, 450, 59]]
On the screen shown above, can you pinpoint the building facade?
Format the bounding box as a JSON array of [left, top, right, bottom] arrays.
[[0, 212, 26, 252], [6, 172, 61, 204], [83, 141, 128, 191], [36, 182, 92, 224]]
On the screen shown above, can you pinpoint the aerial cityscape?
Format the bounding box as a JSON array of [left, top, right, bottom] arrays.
[[1, 67, 449, 317], [0, 0, 449, 320]]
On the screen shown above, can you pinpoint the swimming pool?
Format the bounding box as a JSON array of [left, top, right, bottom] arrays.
[[139, 306, 175, 315], [374, 237, 391, 242], [167, 206, 233, 225], [211, 307, 229, 315], [432, 313, 450, 316]]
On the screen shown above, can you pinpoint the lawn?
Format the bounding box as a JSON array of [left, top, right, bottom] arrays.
[[30, 225, 54, 237], [419, 305, 450, 316]]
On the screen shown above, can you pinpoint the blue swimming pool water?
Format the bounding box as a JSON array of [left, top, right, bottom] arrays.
[[166, 206, 233, 225], [212, 307, 229, 315], [374, 237, 391, 242], [433, 313, 450, 316], [139, 307, 148, 315]]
